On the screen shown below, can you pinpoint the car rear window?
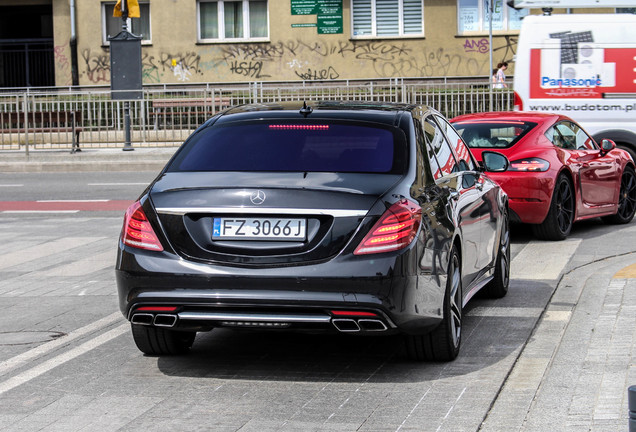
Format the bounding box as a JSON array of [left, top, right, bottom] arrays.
[[168, 120, 406, 173], [452, 121, 537, 149]]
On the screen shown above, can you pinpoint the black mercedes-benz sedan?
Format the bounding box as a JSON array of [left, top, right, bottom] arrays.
[[116, 101, 510, 361]]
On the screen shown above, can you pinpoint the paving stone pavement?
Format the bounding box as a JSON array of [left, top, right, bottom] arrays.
[[483, 253, 636, 432]]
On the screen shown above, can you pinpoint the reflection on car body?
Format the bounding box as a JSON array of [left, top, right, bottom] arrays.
[[116, 101, 511, 362]]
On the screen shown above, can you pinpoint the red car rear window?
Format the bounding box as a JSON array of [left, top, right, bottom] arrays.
[[452, 121, 537, 149]]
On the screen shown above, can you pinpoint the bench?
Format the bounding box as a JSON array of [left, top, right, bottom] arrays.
[[150, 98, 231, 130], [0, 111, 83, 153]]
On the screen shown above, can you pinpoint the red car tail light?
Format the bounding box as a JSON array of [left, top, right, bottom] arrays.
[[121, 201, 164, 251], [509, 158, 550, 172], [354, 200, 421, 255]]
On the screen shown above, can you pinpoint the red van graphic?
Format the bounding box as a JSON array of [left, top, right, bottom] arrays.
[[529, 30, 636, 99]]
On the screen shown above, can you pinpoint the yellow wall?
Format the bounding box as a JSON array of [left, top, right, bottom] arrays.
[[41, 0, 618, 86]]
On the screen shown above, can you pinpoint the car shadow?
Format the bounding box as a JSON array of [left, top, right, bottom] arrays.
[[155, 279, 553, 383], [510, 217, 634, 242]]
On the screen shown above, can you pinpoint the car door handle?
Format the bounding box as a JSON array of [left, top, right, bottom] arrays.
[[476, 182, 484, 191]]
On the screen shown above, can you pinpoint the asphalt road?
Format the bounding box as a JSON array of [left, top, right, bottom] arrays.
[[0, 171, 633, 431]]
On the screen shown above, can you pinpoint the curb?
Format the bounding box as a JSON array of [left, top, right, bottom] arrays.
[[0, 148, 177, 173]]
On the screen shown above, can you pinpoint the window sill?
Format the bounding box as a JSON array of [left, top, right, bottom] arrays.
[[455, 30, 520, 37], [350, 35, 425, 41], [196, 38, 270, 44]]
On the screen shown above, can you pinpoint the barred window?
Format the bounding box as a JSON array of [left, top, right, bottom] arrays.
[[198, 0, 268, 42], [352, 0, 424, 38]]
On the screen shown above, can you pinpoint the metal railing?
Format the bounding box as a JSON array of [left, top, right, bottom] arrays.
[[0, 78, 514, 151]]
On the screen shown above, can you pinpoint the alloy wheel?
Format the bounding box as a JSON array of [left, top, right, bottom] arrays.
[[555, 179, 574, 235], [617, 168, 636, 220], [449, 253, 462, 348]]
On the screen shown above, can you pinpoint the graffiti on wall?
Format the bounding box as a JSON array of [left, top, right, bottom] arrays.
[[69, 37, 516, 84], [54, 45, 73, 86], [463, 39, 489, 54], [81, 49, 110, 84], [493, 35, 517, 64]]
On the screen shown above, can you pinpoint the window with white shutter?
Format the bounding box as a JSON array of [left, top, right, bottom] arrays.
[[352, 0, 423, 38]]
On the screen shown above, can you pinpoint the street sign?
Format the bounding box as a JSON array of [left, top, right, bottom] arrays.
[[109, 31, 143, 100]]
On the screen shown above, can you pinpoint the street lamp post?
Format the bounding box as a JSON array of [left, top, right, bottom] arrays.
[[120, 1, 133, 151], [109, 0, 142, 151]]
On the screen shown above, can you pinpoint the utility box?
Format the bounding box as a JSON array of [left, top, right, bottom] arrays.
[[109, 31, 143, 100]]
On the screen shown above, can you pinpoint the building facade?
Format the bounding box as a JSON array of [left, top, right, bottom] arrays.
[[0, 0, 623, 87]]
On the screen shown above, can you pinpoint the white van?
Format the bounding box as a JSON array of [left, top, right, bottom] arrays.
[[513, 13, 636, 161]]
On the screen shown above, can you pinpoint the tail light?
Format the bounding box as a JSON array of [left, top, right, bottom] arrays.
[[121, 201, 164, 251], [354, 200, 421, 255], [509, 158, 550, 172], [331, 310, 379, 317], [513, 91, 523, 111]]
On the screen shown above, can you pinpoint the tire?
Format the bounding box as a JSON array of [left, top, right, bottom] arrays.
[[483, 209, 510, 299], [532, 174, 575, 241], [602, 166, 636, 225], [405, 245, 462, 362], [131, 324, 196, 355]]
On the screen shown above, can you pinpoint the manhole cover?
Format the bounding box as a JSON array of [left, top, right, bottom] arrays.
[[0, 331, 66, 346]]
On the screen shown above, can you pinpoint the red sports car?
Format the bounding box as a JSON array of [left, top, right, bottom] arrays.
[[451, 112, 636, 240]]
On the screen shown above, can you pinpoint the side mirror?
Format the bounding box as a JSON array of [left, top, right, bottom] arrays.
[[600, 139, 616, 155], [482, 151, 509, 172]]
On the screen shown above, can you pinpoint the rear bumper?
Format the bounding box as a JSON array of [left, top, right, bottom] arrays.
[[116, 243, 446, 335]]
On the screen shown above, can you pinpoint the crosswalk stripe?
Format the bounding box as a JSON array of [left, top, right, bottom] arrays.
[[0, 237, 104, 270], [40, 251, 115, 277], [511, 239, 582, 280]]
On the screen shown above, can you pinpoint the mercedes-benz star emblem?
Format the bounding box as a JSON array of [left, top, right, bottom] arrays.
[[250, 190, 266, 205]]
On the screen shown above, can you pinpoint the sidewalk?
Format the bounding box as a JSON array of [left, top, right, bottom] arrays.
[[482, 252, 636, 432], [0, 147, 178, 173]]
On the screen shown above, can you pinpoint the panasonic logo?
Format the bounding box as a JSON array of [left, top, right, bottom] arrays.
[[541, 77, 602, 88]]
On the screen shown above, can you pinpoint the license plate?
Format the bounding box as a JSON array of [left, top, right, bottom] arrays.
[[213, 217, 307, 240]]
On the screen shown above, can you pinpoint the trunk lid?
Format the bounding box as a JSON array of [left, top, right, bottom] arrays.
[[150, 172, 402, 265]]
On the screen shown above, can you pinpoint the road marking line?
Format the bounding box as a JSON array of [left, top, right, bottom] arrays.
[[2, 210, 80, 214], [0, 184, 23, 187], [37, 200, 110, 203], [613, 262, 636, 278], [511, 239, 581, 280], [41, 251, 115, 277], [467, 307, 544, 318], [395, 387, 432, 432], [0, 324, 129, 396], [87, 183, 148, 186], [0, 312, 123, 377], [0, 237, 103, 270]]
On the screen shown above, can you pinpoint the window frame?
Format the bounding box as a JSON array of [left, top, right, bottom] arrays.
[[197, 0, 270, 43], [351, 0, 425, 40], [101, 2, 152, 45], [434, 114, 477, 172], [456, 0, 528, 35]]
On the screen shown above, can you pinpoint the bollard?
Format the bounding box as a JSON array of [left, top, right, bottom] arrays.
[[629, 385, 636, 432]]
